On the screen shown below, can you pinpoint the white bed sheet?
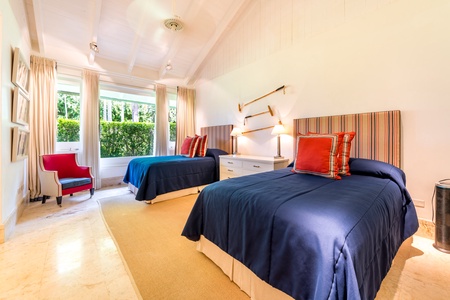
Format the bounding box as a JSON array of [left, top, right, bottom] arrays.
[[197, 236, 293, 300]]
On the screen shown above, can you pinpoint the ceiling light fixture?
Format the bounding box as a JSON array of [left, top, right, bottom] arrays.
[[89, 42, 99, 53], [164, 0, 183, 32], [164, 17, 184, 32], [165, 61, 173, 71]]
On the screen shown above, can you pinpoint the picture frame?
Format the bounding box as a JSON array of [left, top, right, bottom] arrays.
[[12, 86, 30, 126], [11, 47, 30, 93], [12, 127, 30, 162]]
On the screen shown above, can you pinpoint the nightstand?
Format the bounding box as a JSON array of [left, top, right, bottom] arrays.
[[219, 154, 289, 180]]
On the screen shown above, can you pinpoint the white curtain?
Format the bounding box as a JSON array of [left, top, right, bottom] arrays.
[[28, 56, 57, 199], [154, 84, 168, 156], [80, 70, 101, 189], [175, 87, 196, 154]]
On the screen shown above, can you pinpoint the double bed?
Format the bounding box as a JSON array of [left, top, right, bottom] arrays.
[[181, 111, 419, 300], [123, 125, 232, 204]]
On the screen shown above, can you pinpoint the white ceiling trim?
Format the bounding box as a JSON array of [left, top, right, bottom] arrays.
[[184, 0, 252, 85], [88, 0, 103, 65], [127, 34, 143, 73], [30, 0, 45, 54], [158, 0, 206, 80]]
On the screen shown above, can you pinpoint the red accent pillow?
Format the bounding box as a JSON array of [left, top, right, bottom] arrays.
[[307, 131, 355, 175], [292, 134, 341, 179], [180, 136, 199, 158], [195, 134, 208, 157]]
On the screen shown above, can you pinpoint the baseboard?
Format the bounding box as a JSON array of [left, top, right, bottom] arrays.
[[416, 218, 435, 240], [0, 223, 4, 244], [0, 191, 28, 244], [101, 176, 126, 188]]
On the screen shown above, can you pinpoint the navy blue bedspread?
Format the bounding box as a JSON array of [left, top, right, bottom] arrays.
[[123, 148, 227, 201], [182, 158, 418, 300]]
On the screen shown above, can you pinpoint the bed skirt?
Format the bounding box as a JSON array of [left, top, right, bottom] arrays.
[[197, 236, 293, 300], [127, 183, 207, 204]]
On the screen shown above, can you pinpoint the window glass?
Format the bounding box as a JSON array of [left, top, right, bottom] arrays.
[[168, 95, 177, 144], [56, 78, 81, 153]]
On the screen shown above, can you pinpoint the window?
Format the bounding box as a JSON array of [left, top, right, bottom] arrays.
[[56, 77, 81, 153], [56, 79, 176, 157], [99, 84, 177, 158]]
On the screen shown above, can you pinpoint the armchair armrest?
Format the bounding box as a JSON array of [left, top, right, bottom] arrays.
[[71, 165, 94, 179], [38, 168, 62, 197]]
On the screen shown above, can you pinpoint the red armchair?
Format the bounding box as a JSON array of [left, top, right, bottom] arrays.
[[38, 153, 95, 206]]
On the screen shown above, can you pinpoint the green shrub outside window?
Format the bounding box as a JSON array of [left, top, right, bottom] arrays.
[[57, 119, 177, 158]]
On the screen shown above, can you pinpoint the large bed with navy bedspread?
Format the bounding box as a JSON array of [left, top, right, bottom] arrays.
[[182, 158, 418, 299], [181, 111, 419, 300]]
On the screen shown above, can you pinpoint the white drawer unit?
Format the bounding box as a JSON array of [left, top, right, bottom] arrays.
[[219, 155, 289, 180]]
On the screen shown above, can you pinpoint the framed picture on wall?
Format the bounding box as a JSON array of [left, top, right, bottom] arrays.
[[11, 47, 30, 93], [12, 127, 30, 162], [12, 86, 30, 126]]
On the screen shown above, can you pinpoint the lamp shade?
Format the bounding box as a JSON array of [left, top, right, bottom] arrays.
[[271, 123, 286, 135], [230, 127, 243, 137]]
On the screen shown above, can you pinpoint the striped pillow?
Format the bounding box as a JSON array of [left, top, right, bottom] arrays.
[[195, 134, 208, 157], [180, 136, 199, 158], [292, 134, 341, 180], [340, 132, 356, 175]]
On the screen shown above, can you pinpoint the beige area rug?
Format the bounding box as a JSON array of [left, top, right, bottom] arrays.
[[98, 192, 249, 300]]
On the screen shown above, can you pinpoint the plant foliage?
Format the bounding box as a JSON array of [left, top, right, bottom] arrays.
[[57, 119, 177, 158]]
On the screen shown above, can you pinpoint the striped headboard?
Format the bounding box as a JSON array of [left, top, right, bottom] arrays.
[[293, 110, 401, 167], [200, 124, 233, 154]]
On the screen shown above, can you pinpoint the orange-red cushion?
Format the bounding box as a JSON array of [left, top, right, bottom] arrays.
[[195, 134, 208, 157], [307, 131, 355, 176], [308, 131, 344, 171], [180, 136, 199, 158], [292, 134, 341, 179]]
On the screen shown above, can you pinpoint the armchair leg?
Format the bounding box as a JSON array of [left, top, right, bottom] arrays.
[[42, 196, 47, 204], [56, 196, 62, 207], [90, 188, 95, 199]]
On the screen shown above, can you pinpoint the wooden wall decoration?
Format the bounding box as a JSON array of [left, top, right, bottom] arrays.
[[238, 85, 285, 134], [244, 105, 274, 125], [238, 85, 285, 112]]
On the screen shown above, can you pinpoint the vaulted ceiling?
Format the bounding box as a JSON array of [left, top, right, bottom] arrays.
[[23, 0, 250, 86]]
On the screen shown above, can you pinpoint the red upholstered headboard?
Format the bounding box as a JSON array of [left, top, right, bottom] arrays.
[[200, 124, 233, 154], [293, 110, 401, 167]]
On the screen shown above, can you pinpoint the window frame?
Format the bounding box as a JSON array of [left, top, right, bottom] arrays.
[[55, 76, 82, 154]]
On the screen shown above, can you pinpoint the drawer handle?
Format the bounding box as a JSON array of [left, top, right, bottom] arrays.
[[227, 162, 234, 164], [228, 169, 234, 172], [253, 165, 261, 168]]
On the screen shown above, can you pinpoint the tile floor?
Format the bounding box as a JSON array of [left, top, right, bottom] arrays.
[[0, 186, 139, 300], [1, 186, 450, 300]]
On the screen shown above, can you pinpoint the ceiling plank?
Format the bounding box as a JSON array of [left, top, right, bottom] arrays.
[[184, 0, 252, 85], [88, 0, 103, 65]]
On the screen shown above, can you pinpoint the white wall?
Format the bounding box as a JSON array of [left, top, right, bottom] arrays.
[[0, 1, 31, 241], [194, 0, 450, 221]]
